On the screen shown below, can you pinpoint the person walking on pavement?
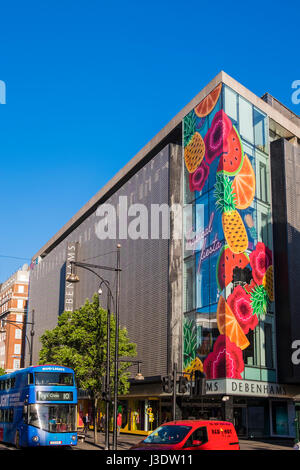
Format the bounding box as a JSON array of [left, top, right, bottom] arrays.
[[117, 412, 122, 436], [83, 413, 89, 434]]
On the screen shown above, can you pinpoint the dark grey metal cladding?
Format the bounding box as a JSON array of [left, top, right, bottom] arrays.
[[26, 146, 171, 378], [271, 138, 300, 384]]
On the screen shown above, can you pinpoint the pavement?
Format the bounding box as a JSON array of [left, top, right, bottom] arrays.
[[75, 431, 295, 451]]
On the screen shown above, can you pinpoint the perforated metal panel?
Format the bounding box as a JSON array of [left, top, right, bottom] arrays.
[[27, 146, 171, 378]]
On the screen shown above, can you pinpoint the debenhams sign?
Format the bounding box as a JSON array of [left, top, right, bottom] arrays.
[[206, 379, 287, 398]]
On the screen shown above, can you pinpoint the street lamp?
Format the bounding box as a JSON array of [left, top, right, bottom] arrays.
[[0, 311, 35, 367], [66, 247, 121, 450]]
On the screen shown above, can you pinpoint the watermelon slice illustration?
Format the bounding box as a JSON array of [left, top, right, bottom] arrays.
[[217, 125, 244, 176], [216, 245, 249, 291]]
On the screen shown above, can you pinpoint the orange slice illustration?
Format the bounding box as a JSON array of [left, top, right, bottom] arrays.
[[232, 154, 256, 210], [217, 296, 250, 350], [194, 83, 222, 118]]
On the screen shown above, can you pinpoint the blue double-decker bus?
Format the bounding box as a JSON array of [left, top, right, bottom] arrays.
[[0, 365, 77, 448]]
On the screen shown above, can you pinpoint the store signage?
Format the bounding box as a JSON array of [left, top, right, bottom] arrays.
[[37, 391, 73, 402], [205, 379, 287, 398], [64, 242, 79, 312]]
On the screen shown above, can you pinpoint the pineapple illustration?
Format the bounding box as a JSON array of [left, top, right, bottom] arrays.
[[250, 285, 269, 316], [183, 357, 204, 381], [214, 173, 248, 254], [263, 265, 274, 301], [184, 110, 205, 173]]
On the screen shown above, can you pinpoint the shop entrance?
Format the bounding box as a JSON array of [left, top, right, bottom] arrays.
[[233, 405, 248, 437]]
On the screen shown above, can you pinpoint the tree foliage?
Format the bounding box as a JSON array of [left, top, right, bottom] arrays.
[[39, 294, 137, 399]]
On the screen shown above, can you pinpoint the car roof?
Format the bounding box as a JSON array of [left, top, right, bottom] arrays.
[[162, 420, 233, 427]]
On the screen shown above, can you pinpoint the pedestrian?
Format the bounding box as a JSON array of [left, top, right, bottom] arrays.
[[83, 413, 89, 434], [117, 412, 122, 436], [100, 414, 105, 432]]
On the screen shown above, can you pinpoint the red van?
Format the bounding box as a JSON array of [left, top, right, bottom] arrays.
[[130, 420, 239, 450]]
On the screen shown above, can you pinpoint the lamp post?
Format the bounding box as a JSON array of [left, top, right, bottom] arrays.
[[113, 244, 121, 451], [66, 247, 121, 450], [0, 312, 35, 367], [113, 359, 144, 448]]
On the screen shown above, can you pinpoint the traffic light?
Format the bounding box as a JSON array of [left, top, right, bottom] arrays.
[[162, 375, 173, 393], [178, 376, 188, 394], [101, 375, 110, 401], [193, 370, 206, 396]]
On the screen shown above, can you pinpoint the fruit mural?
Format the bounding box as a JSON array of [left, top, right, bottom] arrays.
[[183, 84, 274, 381]]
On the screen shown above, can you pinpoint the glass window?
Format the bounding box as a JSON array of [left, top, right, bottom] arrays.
[[184, 426, 208, 447], [35, 372, 74, 386], [272, 402, 289, 435], [13, 359, 20, 370], [239, 96, 254, 144], [224, 86, 238, 125], [264, 323, 273, 368], [259, 162, 267, 203], [253, 107, 267, 153], [27, 404, 77, 432], [15, 329, 22, 340], [144, 425, 192, 444], [184, 257, 195, 312]]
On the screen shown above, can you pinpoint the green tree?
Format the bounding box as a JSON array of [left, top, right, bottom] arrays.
[[39, 294, 136, 443], [0, 368, 6, 376]]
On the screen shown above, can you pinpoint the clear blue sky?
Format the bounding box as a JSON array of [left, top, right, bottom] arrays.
[[0, 0, 299, 282]]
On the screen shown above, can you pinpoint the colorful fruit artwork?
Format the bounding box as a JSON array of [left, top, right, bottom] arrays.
[[203, 335, 244, 380], [263, 265, 274, 301], [194, 83, 222, 118], [189, 160, 209, 192], [232, 154, 256, 210], [217, 296, 250, 350], [183, 86, 274, 381], [183, 357, 204, 381], [249, 242, 273, 285], [184, 111, 206, 173], [214, 173, 248, 254], [227, 285, 258, 334], [216, 245, 249, 291], [217, 126, 244, 176], [204, 110, 232, 164]]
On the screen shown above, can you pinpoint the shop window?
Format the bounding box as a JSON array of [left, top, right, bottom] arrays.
[[248, 406, 265, 438], [272, 402, 289, 435], [239, 96, 254, 144]]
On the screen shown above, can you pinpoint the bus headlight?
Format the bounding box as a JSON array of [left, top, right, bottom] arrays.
[[32, 435, 39, 443], [71, 435, 76, 441]]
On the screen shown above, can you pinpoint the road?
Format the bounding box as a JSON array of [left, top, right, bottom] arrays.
[[0, 431, 295, 451]]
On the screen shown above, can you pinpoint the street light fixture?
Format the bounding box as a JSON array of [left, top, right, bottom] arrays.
[[0, 311, 35, 367], [66, 247, 121, 450]]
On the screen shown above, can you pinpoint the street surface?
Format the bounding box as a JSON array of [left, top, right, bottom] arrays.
[[0, 431, 294, 451]]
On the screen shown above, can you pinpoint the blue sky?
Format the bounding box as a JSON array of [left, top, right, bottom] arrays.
[[0, 0, 299, 282]]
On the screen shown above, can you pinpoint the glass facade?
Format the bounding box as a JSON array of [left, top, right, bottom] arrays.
[[183, 83, 276, 383]]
